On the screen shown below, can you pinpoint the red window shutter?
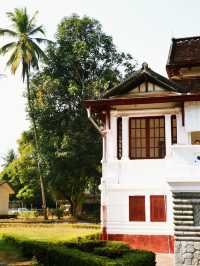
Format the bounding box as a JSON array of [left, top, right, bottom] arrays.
[[150, 195, 167, 222], [129, 196, 145, 221]]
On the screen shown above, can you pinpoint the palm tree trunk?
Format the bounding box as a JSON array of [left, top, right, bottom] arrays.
[[26, 72, 48, 220]]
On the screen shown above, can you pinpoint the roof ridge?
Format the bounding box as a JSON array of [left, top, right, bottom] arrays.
[[172, 36, 200, 42]]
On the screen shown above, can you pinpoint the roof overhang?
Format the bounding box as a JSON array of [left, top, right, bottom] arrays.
[[84, 93, 200, 112]]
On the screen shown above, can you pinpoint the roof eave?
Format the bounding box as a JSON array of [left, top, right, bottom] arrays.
[[84, 93, 200, 110], [103, 66, 185, 99]]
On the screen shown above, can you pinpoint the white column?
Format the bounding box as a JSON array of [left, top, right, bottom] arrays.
[[106, 116, 118, 162], [122, 116, 129, 160], [102, 136, 106, 162], [165, 114, 172, 158], [177, 113, 190, 145]]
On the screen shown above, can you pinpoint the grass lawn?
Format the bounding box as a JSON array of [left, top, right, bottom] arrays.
[[0, 223, 100, 265], [0, 223, 100, 242]]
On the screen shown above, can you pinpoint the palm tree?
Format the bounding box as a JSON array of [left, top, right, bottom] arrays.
[[0, 8, 49, 219]]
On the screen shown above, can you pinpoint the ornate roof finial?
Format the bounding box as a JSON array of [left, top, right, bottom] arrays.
[[142, 62, 148, 70]]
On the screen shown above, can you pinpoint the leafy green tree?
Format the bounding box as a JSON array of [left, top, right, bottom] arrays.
[[2, 149, 16, 167], [0, 131, 40, 206], [0, 8, 50, 218], [30, 15, 137, 217]]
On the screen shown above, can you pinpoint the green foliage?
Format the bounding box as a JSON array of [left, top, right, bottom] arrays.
[[65, 239, 106, 252], [3, 234, 155, 266], [51, 208, 65, 219], [0, 7, 48, 79], [0, 131, 41, 206], [18, 211, 39, 219], [0, 14, 137, 214], [93, 243, 130, 258], [0, 8, 50, 217], [29, 15, 137, 216], [80, 202, 101, 223], [1, 149, 16, 168]]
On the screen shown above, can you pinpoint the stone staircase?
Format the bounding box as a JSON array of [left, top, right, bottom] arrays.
[[173, 192, 200, 265]]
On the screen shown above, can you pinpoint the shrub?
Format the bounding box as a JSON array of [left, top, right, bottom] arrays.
[[65, 240, 106, 252], [3, 234, 156, 266], [3, 236, 108, 266], [18, 211, 39, 219], [94, 242, 130, 258], [79, 202, 100, 223], [80, 232, 101, 240], [50, 208, 65, 219]]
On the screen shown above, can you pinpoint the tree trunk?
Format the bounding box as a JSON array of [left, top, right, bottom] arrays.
[[26, 72, 48, 220], [71, 198, 83, 218]]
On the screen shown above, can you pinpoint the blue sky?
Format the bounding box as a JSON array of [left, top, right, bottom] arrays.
[[0, 0, 199, 163]]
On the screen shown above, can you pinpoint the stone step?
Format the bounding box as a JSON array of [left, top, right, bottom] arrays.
[[173, 205, 193, 210], [175, 231, 200, 236], [173, 193, 200, 199], [174, 215, 193, 221], [174, 221, 194, 226], [175, 236, 200, 241], [174, 210, 193, 215], [175, 226, 200, 231], [174, 199, 200, 204]]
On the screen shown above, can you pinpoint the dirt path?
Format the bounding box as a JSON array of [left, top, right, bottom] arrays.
[[156, 253, 174, 266]]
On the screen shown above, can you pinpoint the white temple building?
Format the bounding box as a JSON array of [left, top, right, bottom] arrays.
[[85, 36, 200, 253]]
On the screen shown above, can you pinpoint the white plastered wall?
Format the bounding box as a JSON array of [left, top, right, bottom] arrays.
[[185, 101, 200, 132], [101, 104, 191, 236]]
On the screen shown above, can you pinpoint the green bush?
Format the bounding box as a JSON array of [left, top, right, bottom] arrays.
[[50, 208, 64, 219], [3, 234, 155, 266], [65, 239, 106, 252], [75, 232, 101, 240], [3, 236, 108, 266], [80, 202, 101, 223], [18, 211, 39, 218], [94, 242, 130, 258]]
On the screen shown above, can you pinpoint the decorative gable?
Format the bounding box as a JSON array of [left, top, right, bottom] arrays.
[[118, 81, 168, 98], [103, 63, 186, 99]]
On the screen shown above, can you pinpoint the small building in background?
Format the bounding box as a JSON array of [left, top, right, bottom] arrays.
[[0, 181, 14, 215], [85, 36, 200, 253]]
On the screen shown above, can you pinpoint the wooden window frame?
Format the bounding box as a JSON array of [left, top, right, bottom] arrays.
[[129, 116, 166, 160], [129, 195, 146, 221], [150, 195, 167, 222], [171, 115, 177, 144], [117, 117, 122, 160]]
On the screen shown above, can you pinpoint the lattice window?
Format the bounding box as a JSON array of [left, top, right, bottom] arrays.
[[129, 117, 166, 159]]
